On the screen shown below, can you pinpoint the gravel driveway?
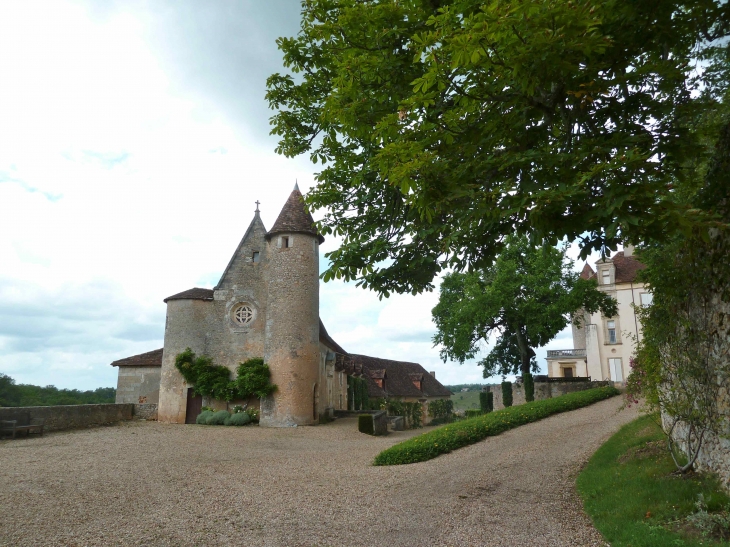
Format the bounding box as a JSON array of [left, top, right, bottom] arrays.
[[0, 396, 637, 546]]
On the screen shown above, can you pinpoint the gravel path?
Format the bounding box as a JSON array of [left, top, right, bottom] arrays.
[[0, 396, 637, 546]]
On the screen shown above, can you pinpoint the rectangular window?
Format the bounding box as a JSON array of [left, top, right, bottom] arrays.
[[602, 270, 611, 285], [640, 292, 653, 306], [252, 251, 260, 263], [609, 358, 623, 382], [607, 320, 617, 344]]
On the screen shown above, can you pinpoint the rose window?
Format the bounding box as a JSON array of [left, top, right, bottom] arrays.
[[233, 304, 254, 325]]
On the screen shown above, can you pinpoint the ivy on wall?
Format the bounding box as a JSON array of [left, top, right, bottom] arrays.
[[174, 349, 276, 402]]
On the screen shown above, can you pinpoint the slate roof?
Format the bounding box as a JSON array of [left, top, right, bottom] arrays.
[[266, 186, 324, 243], [163, 288, 214, 303], [110, 348, 163, 367]]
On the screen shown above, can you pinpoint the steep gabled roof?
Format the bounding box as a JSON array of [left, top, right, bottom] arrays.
[[110, 348, 163, 367], [163, 288, 214, 303], [319, 319, 347, 355], [266, 186, 324, 243], [215, 211, 267, 290], [580, 263, 595, 280], [612, 251, 646, 284]]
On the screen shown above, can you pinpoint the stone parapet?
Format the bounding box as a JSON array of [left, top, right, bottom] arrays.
[[0, 404, 134, 433], [484, 380, 611, 411]]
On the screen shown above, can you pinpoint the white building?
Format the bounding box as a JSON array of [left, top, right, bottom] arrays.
[[546, 246, 652, 382]]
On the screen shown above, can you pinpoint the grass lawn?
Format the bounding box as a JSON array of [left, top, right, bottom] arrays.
[[451, 390, 482, 412], [577, 414, 730, 546]]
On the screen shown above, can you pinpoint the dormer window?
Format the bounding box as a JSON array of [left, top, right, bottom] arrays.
[[601, 270, 611, 285], [413, 379, 422, 391], [252, 251, 260, 263], [374, 378, 384, 389]]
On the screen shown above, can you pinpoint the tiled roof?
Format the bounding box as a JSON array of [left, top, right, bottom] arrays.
[[319, 319, 348, 355], [583, 250, 646, 284], [110, 348, 163, 367], [163, 288, 214, 303], [266, 187, 324, 243], [343, 354, 452, 399], [611, 251, 646, 283]]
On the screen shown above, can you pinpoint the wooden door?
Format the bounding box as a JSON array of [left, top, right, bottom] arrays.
[[185, 388, 203, 424]]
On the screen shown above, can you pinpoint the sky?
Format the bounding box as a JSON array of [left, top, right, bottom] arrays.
[[0, 0, 603, 391]]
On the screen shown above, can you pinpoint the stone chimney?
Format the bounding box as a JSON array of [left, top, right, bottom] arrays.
[[430, 371, 436, 378]]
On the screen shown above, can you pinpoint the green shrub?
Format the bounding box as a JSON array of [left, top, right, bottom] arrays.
[[196, 410, 214, 424], [205, 410, 231, 425], [234, 358, 277, 399], [373, 386, 620, 466], [479, 391, 488, 413], [428, 398, 454, 422], [225, 411, 252, 426], [245, 407, 260, 422], [358, 414, 375, 435], [502, 381, 513, 407], [465, 409, 482, 418], [523, 373, 535, 402]]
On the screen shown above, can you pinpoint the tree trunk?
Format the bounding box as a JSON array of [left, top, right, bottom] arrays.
[[514, 329, 536, 375]]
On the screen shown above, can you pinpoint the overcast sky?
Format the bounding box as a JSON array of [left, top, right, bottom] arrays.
[[0, 0, 601, 391]]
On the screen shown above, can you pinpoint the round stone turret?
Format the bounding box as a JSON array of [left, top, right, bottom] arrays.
[[260, 185, 323, 426]]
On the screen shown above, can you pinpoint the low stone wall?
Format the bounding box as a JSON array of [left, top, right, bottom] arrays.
[[484, 380, 611, 411], [133, 403, 158, 420], [0, 404, 134, 433], [372, 410, 388, 436]]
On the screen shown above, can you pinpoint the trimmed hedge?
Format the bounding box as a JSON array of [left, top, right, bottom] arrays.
[[464, 409, 482, 418], [196, 410, 214, 424], [358, 414, 375, 435], [373, 386, 620, 466], [206, 410, 231, 425], [225, 412, 251, 426], [502, 381, 513, 407], [523, 373, 535, 402], [479, 391, 493, 413]]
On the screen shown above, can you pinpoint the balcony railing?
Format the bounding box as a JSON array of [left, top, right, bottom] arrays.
[[546, 349, 586, 358]]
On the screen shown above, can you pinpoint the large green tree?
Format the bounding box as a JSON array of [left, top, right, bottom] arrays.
[[267, 0, 729, 296], [432, 236, 616, 377]]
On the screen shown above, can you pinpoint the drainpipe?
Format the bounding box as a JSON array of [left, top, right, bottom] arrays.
[[630, 280, 640, 344]]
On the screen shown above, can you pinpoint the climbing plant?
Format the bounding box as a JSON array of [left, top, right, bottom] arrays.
[[234, 358, 277, 399], [428, 399, 454, 423], [174, 349, 276, 402]]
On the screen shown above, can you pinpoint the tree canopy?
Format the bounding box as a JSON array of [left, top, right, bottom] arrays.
[[431, 235, 616, 377], [0, 373, 116, 407], [267, 0, 730, 296]]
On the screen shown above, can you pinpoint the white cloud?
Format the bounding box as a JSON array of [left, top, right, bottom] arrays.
[[0, 0, 614, 391]]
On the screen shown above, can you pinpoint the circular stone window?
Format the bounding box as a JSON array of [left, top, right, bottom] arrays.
[[232, 304, 254, 326]]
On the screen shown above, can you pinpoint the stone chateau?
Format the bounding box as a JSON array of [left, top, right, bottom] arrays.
[[111, 185, 451, 426]]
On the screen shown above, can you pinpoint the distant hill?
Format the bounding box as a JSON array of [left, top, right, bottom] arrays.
[[444, 383, 486, 393], [0, 373, 115, 407]]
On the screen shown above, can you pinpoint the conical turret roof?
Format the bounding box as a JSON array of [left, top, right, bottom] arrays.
[[267, 185, 324, 243]]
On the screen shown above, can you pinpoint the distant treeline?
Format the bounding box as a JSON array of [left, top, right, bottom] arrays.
[[444, 383, 486, 393], [0, 373, 115, 407]]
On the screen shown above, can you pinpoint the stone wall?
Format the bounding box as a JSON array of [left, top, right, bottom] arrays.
[[485, 380, 611, 411], [0, 404, 134, 432], [133, 403, 158, 420], [115, 366, 161, 404]]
